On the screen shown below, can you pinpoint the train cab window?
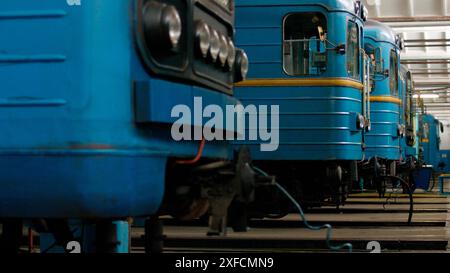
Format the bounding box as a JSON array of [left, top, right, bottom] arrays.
[[283, 13, 327, 76], [347, 21, 360, 80], [389, 50, 399, 96]]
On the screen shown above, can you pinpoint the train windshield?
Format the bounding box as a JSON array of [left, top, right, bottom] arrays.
[[283, 13, 327, 76], [347, 21, 360, 80], [389, 50, 399, 96]]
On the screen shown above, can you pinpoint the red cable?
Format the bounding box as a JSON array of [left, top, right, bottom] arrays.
[[176, 138, 206, 165]]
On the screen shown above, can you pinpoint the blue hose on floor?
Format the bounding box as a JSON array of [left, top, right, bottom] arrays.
[[253, 166, 353, 252]]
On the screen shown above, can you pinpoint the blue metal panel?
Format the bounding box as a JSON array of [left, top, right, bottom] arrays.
[[234, 1, 364, 161], [236, 0, 357, 13], [235, 85, 363, 160], [365, 103, 401, 160], [364, 20, 398, 47], [0, 0, 237, 218]]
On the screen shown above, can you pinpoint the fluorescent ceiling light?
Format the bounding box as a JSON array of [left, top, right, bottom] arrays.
[[413, 94, 439, 99]]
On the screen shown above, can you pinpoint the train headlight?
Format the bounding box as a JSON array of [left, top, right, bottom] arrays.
[[234, 49, 249, 82], [357, 114, 365, 130], [398, 124, 406, 137], [143, 1, 182, 51], [164, 6, 182, 49], [219, 35, 229, 67], [195, 21, 211, 58], [362, 5, 369, 21], [366, 122, 372, 132], [227, 39, 236, 70], [209, 29, 220, 62]]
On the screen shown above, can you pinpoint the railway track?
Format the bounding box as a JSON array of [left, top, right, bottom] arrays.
[[131, 191, 450, 253]]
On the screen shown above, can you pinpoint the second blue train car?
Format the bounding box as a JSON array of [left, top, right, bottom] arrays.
[[359, 19, 405, 193], [234, 0, 370, 213]]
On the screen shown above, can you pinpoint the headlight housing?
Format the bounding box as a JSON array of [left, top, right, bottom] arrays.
[[357, 114, 365, 130], [227, 39, 236, 70], [398, 124, 406, 137], [234, 49, 249, 82], [142, 1, 182, 51], [164, 6, 182, 49], [209, 29, 220, 62], [366, 120, 372, 132], [218, 35, 229, 67], [195, 20, 211, 58]]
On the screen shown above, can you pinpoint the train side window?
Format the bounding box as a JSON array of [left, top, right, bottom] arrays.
[[347, 21, 360, 80], [283, 13, 327, 76], [389, 50, 399, 96]]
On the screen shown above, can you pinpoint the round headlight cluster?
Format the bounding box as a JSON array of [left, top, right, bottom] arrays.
[[209, 29, 220, 62], [357, 114, 366, 130], [366, 121, 372, 132], [355, 1, 368, 21], [397, 35, 405, 50], [163, 6, 182, 49], [398, 124, 406, 137], [195, 21, 211, 58], [227, 40, 236, 69], [235, 50, 249, 82], [143, 1, 182, 51], [362, 5, 369, 21], [194, 20, 236, 70], [219, 35, 229, 67]]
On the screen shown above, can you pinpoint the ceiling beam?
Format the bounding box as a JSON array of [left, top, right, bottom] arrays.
[[402, 60, 450, 64], [405, 44, 450, 47], [412, 72, 450, 75], [372, 16, 450, 22], [414, 82, 450, 87], [405, 39, 450, 43]]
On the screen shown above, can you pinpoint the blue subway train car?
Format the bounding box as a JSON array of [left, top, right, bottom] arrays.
[[399, 66, 416, 163], [396, 65, 419, 183], [234, 0, 370, 211], [359, 19, 405, 193], [363, 20, 403, 165], [0, 0, 250, 252], [409, 113, 444, 191], [420, 114, 443, 172]]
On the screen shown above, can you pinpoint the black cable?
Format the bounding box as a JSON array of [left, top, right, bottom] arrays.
[[429, 170, 437, 192], [253, 167, 353, 252], [385, 176, 414, 225]]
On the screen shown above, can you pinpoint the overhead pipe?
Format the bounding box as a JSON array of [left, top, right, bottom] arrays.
[[402, 60, 450, 65], [412, 72, 450, 75], [414, 82, 450, 87], [372, 16, 450, 23], [405, 44, 450, 48], [405, 39, 450, 43]]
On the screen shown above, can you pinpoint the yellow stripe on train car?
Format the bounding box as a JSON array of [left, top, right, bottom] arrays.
[[370, 96, 402, 105], [235, 78, 364, 90]]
